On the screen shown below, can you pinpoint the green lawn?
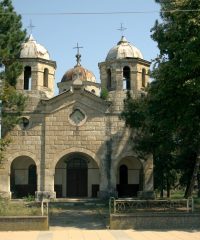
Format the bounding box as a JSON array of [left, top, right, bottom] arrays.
[[0, 198, 42, 216]]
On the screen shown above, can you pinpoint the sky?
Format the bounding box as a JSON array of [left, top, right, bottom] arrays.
[[12, 0, 161, 95]]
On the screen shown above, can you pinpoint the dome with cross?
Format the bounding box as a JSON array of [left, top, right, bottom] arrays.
[[61, 44, 96, 83], [20, 34, 50, 60], [61, 65, 96, 83], [106, 36, 143, 61]]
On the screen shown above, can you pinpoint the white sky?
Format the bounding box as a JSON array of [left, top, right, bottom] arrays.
[[12, 0, 161, 95]]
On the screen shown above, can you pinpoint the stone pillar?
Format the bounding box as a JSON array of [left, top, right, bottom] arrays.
[[138, 155, 155, 199], [0, 168, 12, 198], [98, 155, 109, 199], [35, 168, 56, 200]]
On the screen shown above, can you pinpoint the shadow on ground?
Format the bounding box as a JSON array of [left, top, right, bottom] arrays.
[[49, 203, 109, 230]]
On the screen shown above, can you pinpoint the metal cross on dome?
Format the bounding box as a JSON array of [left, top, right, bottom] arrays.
[[27, 20, 35, 34], [73, 43, 83, 66], [117, 23, 127, 37]]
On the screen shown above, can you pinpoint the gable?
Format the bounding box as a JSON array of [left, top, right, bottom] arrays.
[[40, 88, 111, 115]]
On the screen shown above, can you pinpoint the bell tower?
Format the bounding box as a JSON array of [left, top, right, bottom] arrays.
[[16, 35, 56, 98], [99, 35, 150, 112]]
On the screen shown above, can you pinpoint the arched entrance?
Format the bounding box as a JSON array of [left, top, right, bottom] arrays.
[[67, 158, 87, 197], [10, 156, 37, 198], [54, 152, 100, 198], [117, 157, 143, 197]]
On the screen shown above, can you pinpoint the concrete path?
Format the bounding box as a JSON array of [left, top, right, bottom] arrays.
[[0, 230, 200, 240], [49, 202, 109, 229]]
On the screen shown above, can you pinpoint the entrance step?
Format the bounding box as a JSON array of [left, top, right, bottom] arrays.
[[50, 198, 107, 207]]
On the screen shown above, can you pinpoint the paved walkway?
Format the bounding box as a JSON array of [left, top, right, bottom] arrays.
[[0, 230, 200, 240], [49, 202, 109, 229]]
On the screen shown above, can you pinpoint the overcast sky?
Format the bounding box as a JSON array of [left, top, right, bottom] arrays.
[[13, 0, 161, 95]]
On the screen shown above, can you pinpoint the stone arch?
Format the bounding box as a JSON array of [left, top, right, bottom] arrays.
[[6, 151, 38, 173], [123, 66, 131, 90], [10, 155, 37, 198], [24, 66, 32, 90], [114, 153, 144, 197], [53, 149, 100, 198], [113, 151, 144, 170], [142, 68, 146, 88], [107, 68, 112, 90], [53, 147, 100, 170], [43, 68, 49, 87]]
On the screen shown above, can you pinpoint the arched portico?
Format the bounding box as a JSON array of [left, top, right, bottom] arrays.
[[10, 156, 37, 198], [54, 152, 100, 198], [116, 156, 143, 197]]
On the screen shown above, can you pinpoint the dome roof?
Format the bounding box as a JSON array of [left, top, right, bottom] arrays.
[[20, 34, 50, 60], [61, 65, 96, 83], [106, 36, 143, 61]]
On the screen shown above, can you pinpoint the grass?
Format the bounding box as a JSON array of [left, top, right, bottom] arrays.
[[0, 198, 43, 216], [0, 191, 199, 216]]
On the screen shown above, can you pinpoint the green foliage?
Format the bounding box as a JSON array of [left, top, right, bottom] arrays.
[[122, 0, 200, 197], [0, 198, 41, 216], [0, 0, 27, 155], [0, 196, 9, 215], [0, 0, 26, 86], [23, 195, 35, 202], [0, 138, 10, 162], [1, 85, 27, 136], [100, 87, 109, 100]]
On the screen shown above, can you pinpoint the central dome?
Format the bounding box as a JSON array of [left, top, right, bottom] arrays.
[[61, 65, 96, 83], [106, 36, 143, 61]]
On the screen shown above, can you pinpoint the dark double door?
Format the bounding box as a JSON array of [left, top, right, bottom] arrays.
[[67, 158, 88, 197]]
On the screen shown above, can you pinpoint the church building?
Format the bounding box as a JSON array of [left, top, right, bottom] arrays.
[[0, 33, 153, 199]]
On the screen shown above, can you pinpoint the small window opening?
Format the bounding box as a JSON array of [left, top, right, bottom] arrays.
[[142, 69, 146, 88], [43, 68, 49, 87], [20, 117, 29, 129], [91, 89, 95, 94], [24, 66, 31, 90], [123, 66, 131, 90], [107, 69, 111, 90]]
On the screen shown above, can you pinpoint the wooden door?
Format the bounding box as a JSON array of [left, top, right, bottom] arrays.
[[67, 158, 87, 197]]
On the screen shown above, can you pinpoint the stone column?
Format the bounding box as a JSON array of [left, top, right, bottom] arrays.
[[0, 168, 12, 198], [138, 155, 155, 199], [98, 153, 109, 199]]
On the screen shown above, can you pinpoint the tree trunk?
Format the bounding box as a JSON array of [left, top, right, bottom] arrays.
[[197, 170, 200, 198], [167, 178, 170, 198], [184, 154, 200, 198], [160, 171, 164, 198]]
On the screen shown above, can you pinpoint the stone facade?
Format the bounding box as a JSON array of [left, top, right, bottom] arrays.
[[0, 35, 154, 199]]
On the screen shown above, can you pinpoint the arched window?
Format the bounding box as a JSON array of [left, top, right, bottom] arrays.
[[107, 69, 111, 90], [43, 68, 49, 87], [24, 66, 31, 90], [142, 68, 146, 88], [119, 164, 128, 185], [123, 66, 131, 90]]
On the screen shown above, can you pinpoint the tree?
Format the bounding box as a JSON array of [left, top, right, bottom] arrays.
[[122, 0, 200, 198], [151, 0, 200, 198], [0, 0, 27, 161], [0, 0, 26, 85]]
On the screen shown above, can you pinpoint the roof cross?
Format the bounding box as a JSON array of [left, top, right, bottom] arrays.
[[27, 20, 35, 34], [73, 43, 83, 66], [73, 43, 83, 55], [117, 23, 127, 37]]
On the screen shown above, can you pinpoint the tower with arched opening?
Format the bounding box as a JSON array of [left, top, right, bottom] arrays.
[[16, 34, 56, 98]]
